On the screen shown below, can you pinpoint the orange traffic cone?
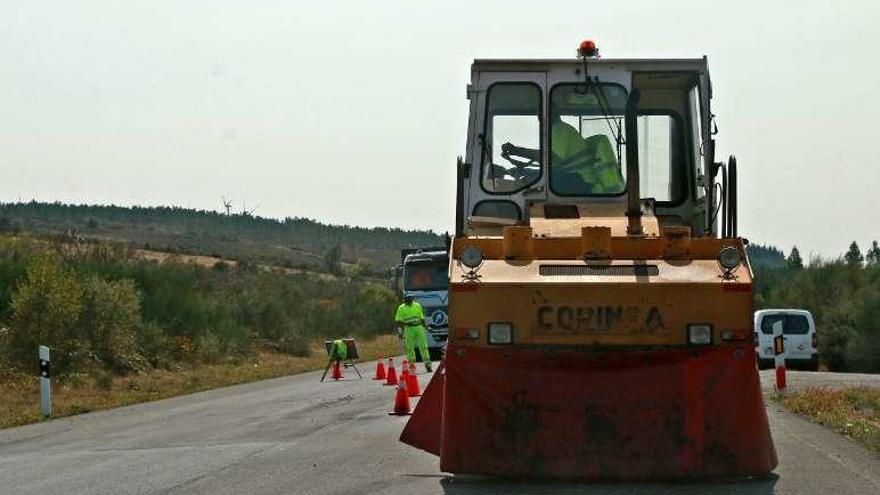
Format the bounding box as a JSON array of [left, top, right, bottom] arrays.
[[373, 356, 386, 380], [385, 357, 398, 386], [399, 363, 409, 391], [389, 373, 412, 415], [407, 362, 421, 397], [331, 360, 343, 380]]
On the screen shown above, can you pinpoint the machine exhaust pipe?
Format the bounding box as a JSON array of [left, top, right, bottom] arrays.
[[624, 89, 643, 236]]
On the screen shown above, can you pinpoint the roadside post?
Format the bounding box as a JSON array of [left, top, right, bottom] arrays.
[[772, 321, 786, 393], [39, 345, 51, 417]]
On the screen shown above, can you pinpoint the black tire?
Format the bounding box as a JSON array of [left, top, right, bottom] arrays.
[[428, 347, 442, 362], [805, 357, 820, 372]]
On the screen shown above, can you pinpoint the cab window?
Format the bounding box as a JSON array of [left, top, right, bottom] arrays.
[[638, 114, 686, 203], [482, 83, 542, 194]]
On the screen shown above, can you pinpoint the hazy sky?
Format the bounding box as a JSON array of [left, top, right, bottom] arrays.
[[1, 1, 878, 257]]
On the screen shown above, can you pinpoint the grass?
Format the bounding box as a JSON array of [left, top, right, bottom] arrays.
[[779, 387, 880, 454], [0, 335, 400, 430]]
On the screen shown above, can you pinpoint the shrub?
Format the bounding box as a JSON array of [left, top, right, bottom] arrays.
[[349, 283, 397, 337], [7, 253, 84, 374], [136, 322, 174, 368], [79, 276, 141, 371], [95, 371, 114, 390], [275, 323, 312, 357], [195, 333, 223, 364]]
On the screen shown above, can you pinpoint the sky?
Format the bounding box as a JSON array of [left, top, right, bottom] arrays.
[[1, 1, 878, 258]]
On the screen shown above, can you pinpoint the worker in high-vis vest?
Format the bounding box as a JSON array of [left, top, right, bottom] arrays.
[[551, 117, 625, 195], [395, 295, 432, 372]]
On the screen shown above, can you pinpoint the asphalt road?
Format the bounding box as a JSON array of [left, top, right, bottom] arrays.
[[2, 362, 879, 495]]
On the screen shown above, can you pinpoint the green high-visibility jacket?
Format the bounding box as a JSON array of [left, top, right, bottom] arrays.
[[551, 120, 624, 194], [332, 339, 347, 360], [395, 302, 426, 330]]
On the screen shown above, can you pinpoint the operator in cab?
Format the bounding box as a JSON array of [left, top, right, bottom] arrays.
[[500, 117, 624, 195], [394, 294, 432, 372], [550, 116, 624, 195]]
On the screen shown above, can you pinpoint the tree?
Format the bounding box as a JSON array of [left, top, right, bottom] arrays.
[[323, 244, 342, 274], [786, 246, 804, 270], [845, 241, 864, 267], [866, 240, 880, 266]]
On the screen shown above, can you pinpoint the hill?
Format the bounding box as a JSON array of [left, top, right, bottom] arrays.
[[0, 202, 444, 274]]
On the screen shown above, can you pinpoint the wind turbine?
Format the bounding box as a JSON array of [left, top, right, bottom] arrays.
[[220, 196, 233, 216]]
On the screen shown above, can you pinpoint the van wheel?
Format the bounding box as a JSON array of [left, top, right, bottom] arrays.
[[806, 358, 820, 372]]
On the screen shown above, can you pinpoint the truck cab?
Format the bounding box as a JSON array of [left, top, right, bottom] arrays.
[[458, 56, 721, 237]]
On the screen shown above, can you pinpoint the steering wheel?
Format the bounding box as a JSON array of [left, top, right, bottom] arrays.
[[498, 142, 540, 181]]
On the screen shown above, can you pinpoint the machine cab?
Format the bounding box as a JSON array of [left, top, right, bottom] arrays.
[[456, 53, 728, 239]]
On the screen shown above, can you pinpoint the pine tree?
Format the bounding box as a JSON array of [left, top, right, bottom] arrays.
[[844, 241, 864, 267], [866, 240, 880, 266], [323, 244, 342, 274], [786, 246, 804, 270]]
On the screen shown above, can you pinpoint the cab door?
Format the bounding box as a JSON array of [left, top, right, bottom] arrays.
[[465, 71, 547, 231]]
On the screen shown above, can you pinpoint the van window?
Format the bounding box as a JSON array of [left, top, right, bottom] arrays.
[[760, 314, 810, 335]]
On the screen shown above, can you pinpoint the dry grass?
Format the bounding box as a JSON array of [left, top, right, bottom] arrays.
[[0, 335, 399, 430], [780, 387, 880, 454]]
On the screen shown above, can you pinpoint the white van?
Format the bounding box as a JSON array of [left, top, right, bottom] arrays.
[[754, 309, 818, 371]]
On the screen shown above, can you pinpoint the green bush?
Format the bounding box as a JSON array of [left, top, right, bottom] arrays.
[[79, 276, 141, 371], [137, 322, 174, 369], [195, 333, 223, 364], [7, 253, 84, 374], [276, 324, 312, 357]]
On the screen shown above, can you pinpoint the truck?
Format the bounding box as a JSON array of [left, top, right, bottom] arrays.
[[391, 247, 449, 361], [401, 40, 777, 479]]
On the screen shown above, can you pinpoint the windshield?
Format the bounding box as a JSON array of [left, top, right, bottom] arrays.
[[549, 84, 628, 196], [404, 259, 449, 292], [548, 84, 687, 202]]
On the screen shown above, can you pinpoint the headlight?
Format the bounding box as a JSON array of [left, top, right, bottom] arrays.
[[488, 322, 513, 344], [687, 324, 712, 345], [460, 246, 484, 269], [717, 246, 743, 271]]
